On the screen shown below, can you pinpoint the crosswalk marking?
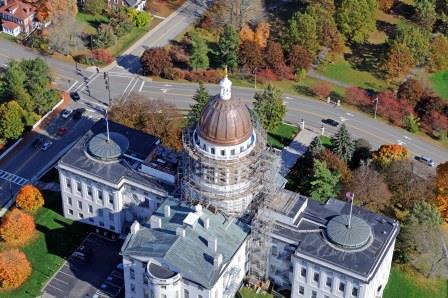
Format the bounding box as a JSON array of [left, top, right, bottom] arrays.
[[0, 169, 29, 186]]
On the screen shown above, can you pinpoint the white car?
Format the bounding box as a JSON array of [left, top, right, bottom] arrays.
[[61, 109, 72, 119]]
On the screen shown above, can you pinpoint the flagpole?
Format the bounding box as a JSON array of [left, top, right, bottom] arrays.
[[106, 110, 110, 142], [348, 193, 354, 229]]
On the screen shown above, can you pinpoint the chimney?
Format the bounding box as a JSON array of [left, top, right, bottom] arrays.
[[203, 217, 210, 229], [209, 236, 218, 252], [150, 215, 162, 229], [195, 204, 202, 215], [176, 227, 186, 237], [213, 254, 223, 267], [130, 221, 140, 234], [164, 205, 171, 217]]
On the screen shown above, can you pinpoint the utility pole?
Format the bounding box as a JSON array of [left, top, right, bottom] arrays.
[[104, 71, 111, 142], [373, 96, 379, 119]]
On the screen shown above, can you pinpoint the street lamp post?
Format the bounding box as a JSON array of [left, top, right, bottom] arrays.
[[373, 96, 379, 119], [253, 67, 257, 89]]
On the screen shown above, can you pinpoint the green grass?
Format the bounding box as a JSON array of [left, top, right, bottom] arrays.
[[0, 191, 91, 297], [320, 135, 332, 148], [430, 70, 448, 101], [0, 32, 18, 42], [317, 57, 389, 91], [76, 12, 109, 35], [267, 123, 299, 149], [383, 266, 447, 298], [239, 287, 273, 298]]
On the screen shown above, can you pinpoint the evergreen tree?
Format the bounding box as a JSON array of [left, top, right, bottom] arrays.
[[394, 22, 430, 64], [309, 160, 340, 202], [308, 136, 324, 157], [188, 82, 210, 124], [93, 24, 117, 49], [286, 12, 320, 54], [253, 84, 286, 132], [331, 124, 355, 162], [191, 33, 209, 70], [0, 101, 24, 141], [336, 0, 377, 43], [218, 25, 240, 69]]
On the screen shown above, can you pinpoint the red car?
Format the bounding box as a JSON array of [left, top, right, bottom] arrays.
[[57, 127, 68, 136]]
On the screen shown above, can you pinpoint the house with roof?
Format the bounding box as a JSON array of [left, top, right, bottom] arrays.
[[0, 0, 35, 36], [121, 199, 250, 298]]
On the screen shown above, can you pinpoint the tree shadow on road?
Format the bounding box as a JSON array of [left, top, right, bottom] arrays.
[[116, 54, 141, 74]]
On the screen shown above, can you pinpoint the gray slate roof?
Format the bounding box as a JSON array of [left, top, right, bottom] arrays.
[[59, 119, 169, 193], [270, 192, 399, 281], [121, 199, 250, 288]]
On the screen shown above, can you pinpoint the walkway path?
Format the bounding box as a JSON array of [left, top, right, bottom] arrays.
[[308, 69, 352, 89], [280, 129, 318, 176]]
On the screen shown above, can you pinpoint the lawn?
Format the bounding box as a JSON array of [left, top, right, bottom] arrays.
[[383, 266, 447, 298], [267, 123, 299, 149], [317, 57, 389, 91], [320, 135, 332, 148], [430, 70, 448, 100], [238, 287, 273, 298], [0, 191, 90, 297]]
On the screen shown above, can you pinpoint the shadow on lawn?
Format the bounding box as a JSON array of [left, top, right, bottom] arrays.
[[344, 42, 388, 80]]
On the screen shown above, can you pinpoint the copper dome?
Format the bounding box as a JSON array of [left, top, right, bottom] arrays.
[[198, 96, 253, 146]]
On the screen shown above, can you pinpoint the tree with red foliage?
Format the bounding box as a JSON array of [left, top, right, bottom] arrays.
[[312, 82, 332, 99], [16, 184, 44, 212], [256, 69, 278, 83], [91, 49, 113, 65], [264, 41, 292, 79], [0, 249, 32, 289], [344, 87, 371, 107], [376, 90, 414, 126], [239, 40, 263, 72], [316, 149, 352, 184], [421, 110, 448, 137], [397, 78, 426, 105], [288, 45, 313, 71], [140, 47, 173, 77]]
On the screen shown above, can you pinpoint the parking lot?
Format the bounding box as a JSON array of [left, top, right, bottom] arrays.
[[43, 233, 124, 298]]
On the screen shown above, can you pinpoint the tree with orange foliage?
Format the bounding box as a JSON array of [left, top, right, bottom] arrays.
[[36, 0, 77, 21], [0, 209, 35, 246], [436, 161, 448, 220], [16, 184, 44, 213], [0, 249, 32, 290], [254, 22, 270, 48], [311, 82, 332, 99], [239, 25, 254, 42], [372, 144, 409, 169]]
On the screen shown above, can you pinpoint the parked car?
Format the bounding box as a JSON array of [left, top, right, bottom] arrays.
[[70, 92, 80, 101], [76, 245, 93, 257], [415, 155, 435, 167], [322, 118, 339, 127], [40, 140, 53, 151], [61, 109, 72, 119], [72, 251, 89, 262], [57, 127, 68, 137], [73, 108, 86, 120], [32, 138, 43, 149]]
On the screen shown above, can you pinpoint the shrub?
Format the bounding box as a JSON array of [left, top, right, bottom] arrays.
[[0, 208, 35, 246], [16, 184, 44, 212], [184, 69, 225, 83], [0, 249, 32, 290], [256, 69, 278, 83], [344, 87, 371, 107], [376, 90, 414, 126], [92, 49, 113, 65], [312, 82, 332, 99], [140, 47, 173, 77]]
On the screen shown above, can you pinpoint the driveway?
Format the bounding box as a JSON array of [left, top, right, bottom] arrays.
[[43, 233, 124, 298]]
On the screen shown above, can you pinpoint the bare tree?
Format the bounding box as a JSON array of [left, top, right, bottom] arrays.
[[47, 12, 84, 55], [208, 0, 265, 28]]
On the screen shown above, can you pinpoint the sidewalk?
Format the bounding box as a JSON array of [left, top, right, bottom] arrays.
[[280, 129, 318, 176]]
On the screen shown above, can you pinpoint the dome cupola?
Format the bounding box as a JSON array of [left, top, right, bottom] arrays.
[[197, 71, 253, 146]]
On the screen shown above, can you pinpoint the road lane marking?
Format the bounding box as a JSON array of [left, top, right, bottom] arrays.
[[118, 77, 136, 101], [138, 80, 145, 92]]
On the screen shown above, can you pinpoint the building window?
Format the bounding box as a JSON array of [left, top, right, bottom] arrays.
[[109, 194, 114, 205], [298, 286, 304, 295], [311, 291, 317, 298], [161, 295, 167, 298], [76, 182, 81, 192], [220, 150, 225, 156], [110, 225, 115, 231], [300, 267, 307, 278], [184, 289, 189, 298], [144, 290, 149, 298], [78, 201, 82, 210], [68, 197, 72, 206], [130, 283, 135, 292], [89, 205, 93, 213], [211, 148, 215, 154], [66, 178, 71, 190], [130, 268, 135, 279], [326, 277, 332, 288], [198, 295, 203, 298], [161, 285, 166, 289], [89, 218, 94, 223], [231, 149, 235, 155], [352, 287, 359, 297], [313, 272, 320, 283], [87, 186, 92, 197], [98, 191, 103, 201], [79, 213, 84, 219], [98, 209, 103, 217], [271, 246, 278, 256], [68, 209, 73, 215], [99, 221, 104, 227], [143, 276, 148, 285], [339, 282, 346, 293], [377, 285, 383, 293]]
